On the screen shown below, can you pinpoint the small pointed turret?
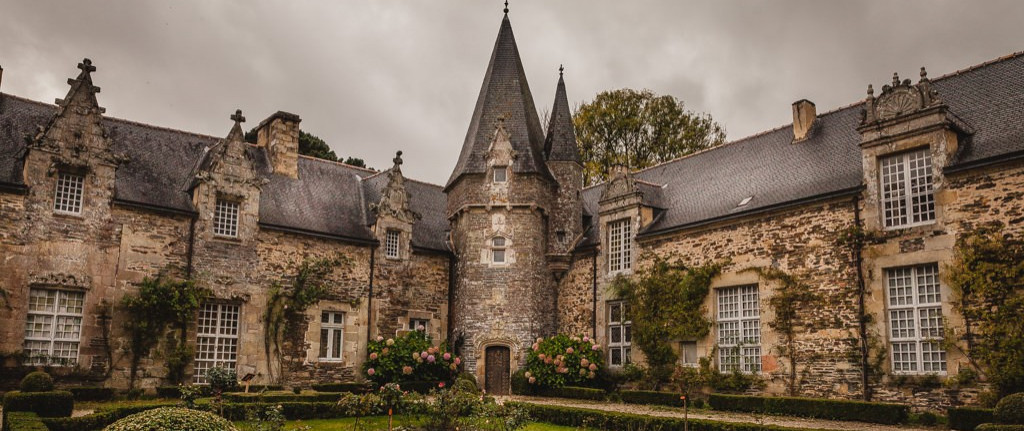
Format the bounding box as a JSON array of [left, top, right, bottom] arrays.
[[544, 66, 581, 163], [54, 58, 105, 115]]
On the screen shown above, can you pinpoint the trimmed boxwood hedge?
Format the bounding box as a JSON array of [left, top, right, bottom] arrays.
[[538, 386, 606, 401], [2, 411, 49, 431], [621, 390, 685, 407], [509, 402, 836, 431], [950, 407, 996, 431], [68, 386, 116, 401], [223, 391, 343, 403], [976, 425, 1024, 430], [2, 390, 74, 418], [310, 382, 371, 393], [41, 402, 179, 431], [708, 393, 909, 425], [154, 384, 284, 399]]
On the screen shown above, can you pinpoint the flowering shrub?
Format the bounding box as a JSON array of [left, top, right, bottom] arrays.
[[525, 334, 604, 388], [363, 329, 460, 386], [103, 407, 237, 431]]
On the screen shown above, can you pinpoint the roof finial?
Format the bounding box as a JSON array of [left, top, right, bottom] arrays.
[[892, 72, 900, 87], [503, 0, 509, 14], [559, 64, 564, 77], [393, 150, 403, 166], [78, 58, 96, 73], [867, 84, 874, 97], [919, 66, 928, 81], [231, 109, 246, 124]]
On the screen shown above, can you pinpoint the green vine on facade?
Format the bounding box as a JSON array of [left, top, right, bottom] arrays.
[[947, 223, 1024, 398], [743, 266, 819, 396], [611, 254, 723, 388], [263, 254, 350, 383], [121, 275, 210, 388]]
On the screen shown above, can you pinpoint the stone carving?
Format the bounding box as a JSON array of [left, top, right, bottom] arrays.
[[486, 117, 517, 166], [861, 67, 943, 125], [599, 165, 640, 204], [28, 272, 91, 288], [370, 151, 420, 223]]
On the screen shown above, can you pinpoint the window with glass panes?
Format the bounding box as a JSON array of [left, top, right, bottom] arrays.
[[607, 218, 632, 273], [880, 148, 935, 228], [886, 263, 946, 374], [491, 237, 507, 263], [53, 172, 84, 214], [493, 166, 508, 183], [194, 303, 239, 383], [607, 301, 632, 366], [213, 199, 240, 237], [717, 285, 761, 373], [23, 288, 84, 365], [385, 230, 400, 258], [409, 318, 429, 331], [319, 311, 345, 361]]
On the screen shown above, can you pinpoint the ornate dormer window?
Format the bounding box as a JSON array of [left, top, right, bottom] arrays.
[[491, 236, 507, 264], [493, 166, 508, 183], [213, 198, 240, 238], [54, 171, 85, 215], [385, 229, 400, 259], [880, 148, 935, 229]]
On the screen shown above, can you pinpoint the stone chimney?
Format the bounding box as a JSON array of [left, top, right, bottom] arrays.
[[792, 99, 816, 142], [256, 111, 301, 178]]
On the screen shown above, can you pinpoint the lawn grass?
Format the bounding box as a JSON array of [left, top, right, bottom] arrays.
[[234, 416, 580, 430]]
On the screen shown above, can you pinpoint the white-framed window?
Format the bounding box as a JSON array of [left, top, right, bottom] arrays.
[[607, 301, 632, 366], [319, 311, 345, 361], [409, 318, 429, 332], [194, 302, 239, 384], [385, 230, 400, 259], [886, 263, 946, 374], [213, 199, 240, 237], [491, 237, 507, 264], [23, 288, 84, 366], [718, 285, 761, 373], [680, 341, 698, 366], [880, 148, 935, 228], [607, 218, 632, 273], [493, 166, 508, 183], [54, 172, 85, 215]]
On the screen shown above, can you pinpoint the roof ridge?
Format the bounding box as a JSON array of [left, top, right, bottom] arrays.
[[930, 50, 1024, 82], [297, 153, 379, 173]]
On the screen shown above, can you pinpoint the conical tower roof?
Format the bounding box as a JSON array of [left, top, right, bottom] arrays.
[[446, 13, 552, 189], [544, 68, 581, 163]]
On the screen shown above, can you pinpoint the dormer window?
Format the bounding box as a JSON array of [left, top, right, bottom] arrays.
[[607, 218, 632, 273], [491, 237, 507, 264], [880, 148, 935, 229], [385, 229, 400, 259], [493, 166, 508, 183], [213, 199, 240, 237], [54, 172, 84, 215]]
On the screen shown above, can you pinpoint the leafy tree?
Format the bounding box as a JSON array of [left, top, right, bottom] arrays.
[[611, 255, 723, 389], [573, 89, 726, 186]]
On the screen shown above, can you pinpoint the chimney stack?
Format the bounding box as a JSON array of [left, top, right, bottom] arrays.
[[256, 111, 302, 179], [792, 99, 816, 142]]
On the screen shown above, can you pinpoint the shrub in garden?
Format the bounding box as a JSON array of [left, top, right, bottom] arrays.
[[949, 407, 995, 431], [20, 371, 55, 392], [3, 390, 75, 417], [996, 393, 1024, 424], [362, 329, 460, 386], [310, 382, 371, 393], [103, 407, 237, 431], [524, 334, 604, 389], [511, 368, 533, 395], [69, 386, 116, 401]]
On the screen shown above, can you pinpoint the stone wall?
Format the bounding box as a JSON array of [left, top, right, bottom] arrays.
[[556, 250, 596, 337]]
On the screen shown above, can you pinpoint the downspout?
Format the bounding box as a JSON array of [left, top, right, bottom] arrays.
[[853, 193, 871, 401], [447, 252, 456, 345], [592, 250, 598, 339], [186, 216, 197, 277], [366, 247, 375, 350]]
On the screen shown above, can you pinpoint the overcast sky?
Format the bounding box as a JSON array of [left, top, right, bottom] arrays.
[[1, 1, 1022, 184]]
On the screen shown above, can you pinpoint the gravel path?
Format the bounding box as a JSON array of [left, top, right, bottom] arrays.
[[502, 396, 937, 431]]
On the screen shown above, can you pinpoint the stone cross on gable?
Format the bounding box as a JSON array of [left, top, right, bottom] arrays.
[[393, 150, 403, 166], [231, 109, 246, 124], [78, 58, 96, 73]]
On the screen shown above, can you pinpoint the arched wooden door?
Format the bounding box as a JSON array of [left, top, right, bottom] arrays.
[[484, 346, 511, 395]]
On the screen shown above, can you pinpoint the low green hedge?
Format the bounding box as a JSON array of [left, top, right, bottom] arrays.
[[155, 384, 284, 399], [2, 390, 74, 418], [539, 386, 606, 401], [310, 382, 371, 393], [977, 425, 1024, 431], [509, 402, 836, 431], [223, 391, 343, 403], [708, 393, 909, 425], [41, 402, 178, 431], [2, 411, 49, 431], [950, 407, 996, 431], [68, 386, 116, 401], [621, 390, 684, 407], [219, 401, 386, 421]]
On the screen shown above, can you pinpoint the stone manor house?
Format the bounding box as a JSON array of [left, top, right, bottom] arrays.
[[1, 12, 1023, 409]]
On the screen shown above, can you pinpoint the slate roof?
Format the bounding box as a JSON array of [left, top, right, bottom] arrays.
[[544, 73, 581, 163], [361, 170, 450, 251], [578, 51, 1024, 244], [446, 14, 552, 189]]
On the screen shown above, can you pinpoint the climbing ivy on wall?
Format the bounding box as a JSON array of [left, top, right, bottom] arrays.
[[611, 255, 723, 388], [122, 275, 210, 388], [947, 223, 1024, 398], [263, 254, 350, 383]]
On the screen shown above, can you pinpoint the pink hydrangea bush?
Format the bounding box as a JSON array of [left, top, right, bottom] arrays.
[[363, 329, 460, 386], [525, 333, 604, 388]]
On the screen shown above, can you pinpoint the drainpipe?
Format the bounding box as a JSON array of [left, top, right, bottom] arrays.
[[186, 216, 197, 277], [447, 252, 456, 345], [592, 250, 598, 339], [853, 193, 872, 401], [366, 247, 375, 351]]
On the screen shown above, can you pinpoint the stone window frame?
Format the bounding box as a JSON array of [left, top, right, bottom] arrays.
[[384, 229, 401, 259], [717, 284, 761, 373], [606, 218, 633, 274], [53, 171, 85, 215], [607, 300, 632, 367], [492, 166, 508, 183], [885, 262, 946, 375], [319, 311, 345, 362], [491, 236, 508, 265], [679, 341, 699, 367], [23, 287, 85, 366], [194, 302, 240, 384], [212, 197, 241, 238], [878, 147, 936, 230], [409, 317, 429, 332]]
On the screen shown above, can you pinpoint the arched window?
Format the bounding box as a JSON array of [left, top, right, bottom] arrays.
[[491, 237, 507, 263]]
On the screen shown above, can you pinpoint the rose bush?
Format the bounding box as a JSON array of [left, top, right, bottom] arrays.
[[524, 334, 604, 388], [363, 329, 460, 386]]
